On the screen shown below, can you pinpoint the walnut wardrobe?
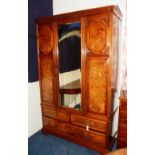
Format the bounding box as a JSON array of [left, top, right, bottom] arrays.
[[36, 5, 122, 154]]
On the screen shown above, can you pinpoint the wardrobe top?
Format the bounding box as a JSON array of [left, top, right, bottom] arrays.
[[35, 5, 122, 24]]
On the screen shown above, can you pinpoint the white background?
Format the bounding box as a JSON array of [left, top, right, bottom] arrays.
[[0, 0, 155, 155]]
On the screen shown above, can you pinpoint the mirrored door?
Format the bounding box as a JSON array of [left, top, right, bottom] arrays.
[[58, 21, 81, 110]]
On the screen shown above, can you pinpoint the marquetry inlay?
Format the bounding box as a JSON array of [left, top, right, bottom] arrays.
[[87, 21, 107, 54], [40, 55, 53, 102], [88, 59, 107, 114], [38, 25, 53, 54]]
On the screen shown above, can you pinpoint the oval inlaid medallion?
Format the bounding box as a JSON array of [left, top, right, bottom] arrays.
[[87, 21, 107, 54], [39, 25, 53, 54]]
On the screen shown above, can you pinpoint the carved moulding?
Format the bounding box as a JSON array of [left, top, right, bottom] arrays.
[[87, 20, 107, 55], [38, 25, 53, 54]]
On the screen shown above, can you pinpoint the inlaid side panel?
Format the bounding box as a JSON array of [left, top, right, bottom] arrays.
[[40, 54, 53, 102], [88, 58, 107, 114], [38, 25, 53, 54]]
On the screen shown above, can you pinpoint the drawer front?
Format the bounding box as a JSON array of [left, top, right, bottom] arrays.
[[43, 117, 57, 130], [55, 122, 72, 135], [42, 105, 70, 122], [72, 126, 85, 139], [71, 125, 106, 147], [86, 130, 106, 146], [43, 117, 72, 135], [43, 117, 106, 147], [71, 114, 107, 133]]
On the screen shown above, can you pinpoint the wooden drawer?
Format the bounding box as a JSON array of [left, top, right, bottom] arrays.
[[43, 117, 72, 135], [42, 105, 70, 122], [71, 126, 85, 139], [43, 117, 57, 130], [71, 114, 107, 133], [86, 130, 106, 146], [71, 125, 106, 147], [43, 117, 106, 147], [55, 122, 72, 135]]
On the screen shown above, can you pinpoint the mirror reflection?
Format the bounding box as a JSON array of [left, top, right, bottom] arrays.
[[58, 22, 81, 110]]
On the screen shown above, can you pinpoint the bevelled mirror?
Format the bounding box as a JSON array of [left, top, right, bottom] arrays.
[[58, 22, 81, 110]]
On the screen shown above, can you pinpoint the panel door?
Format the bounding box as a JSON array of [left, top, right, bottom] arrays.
[[82, 14, 111, 117], [36, 22, 54, 106]]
